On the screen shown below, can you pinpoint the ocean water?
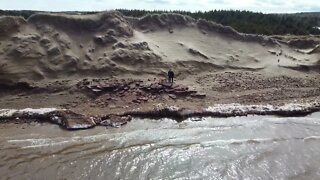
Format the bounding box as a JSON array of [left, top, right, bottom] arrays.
[[1, 113, 320, 179]]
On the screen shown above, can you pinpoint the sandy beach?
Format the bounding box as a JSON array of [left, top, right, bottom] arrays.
[[0, 11, 320, 128]]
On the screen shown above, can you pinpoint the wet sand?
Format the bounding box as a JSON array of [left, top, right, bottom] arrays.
[[1, 70, 320, 118]]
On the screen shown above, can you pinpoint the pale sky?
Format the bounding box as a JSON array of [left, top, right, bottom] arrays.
[[0, 0, 319, 13]]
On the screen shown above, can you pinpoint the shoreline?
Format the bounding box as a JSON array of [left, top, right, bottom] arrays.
[[1, 102, 319, 130], [1, 72, 320, 130]]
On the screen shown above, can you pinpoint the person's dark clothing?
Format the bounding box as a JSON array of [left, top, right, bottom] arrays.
[[168, 70, 174, 83]]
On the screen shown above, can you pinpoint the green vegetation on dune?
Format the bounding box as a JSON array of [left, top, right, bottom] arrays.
[[117, 9, 320, 35], [0, 9, 320, 35]]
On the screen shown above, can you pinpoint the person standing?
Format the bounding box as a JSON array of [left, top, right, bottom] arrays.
[[168, 69, 174, 83]]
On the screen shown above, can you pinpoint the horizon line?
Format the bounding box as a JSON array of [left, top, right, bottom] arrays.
[[0, 8, 320, 15]]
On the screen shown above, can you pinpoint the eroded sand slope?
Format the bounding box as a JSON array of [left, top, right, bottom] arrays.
[[0, 11, 320, 117], [0, 11, 319, 83]]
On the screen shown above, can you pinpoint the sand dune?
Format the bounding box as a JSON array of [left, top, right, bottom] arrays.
[[0, 11, 320, 120], [0, 11, 319, 84], [306, 45, 320, 54]]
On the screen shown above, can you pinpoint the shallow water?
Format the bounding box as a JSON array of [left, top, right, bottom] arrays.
[[1, 112, 320, 180]]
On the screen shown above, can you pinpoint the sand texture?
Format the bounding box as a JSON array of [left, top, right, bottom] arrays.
[[0, 11, 319, 120]]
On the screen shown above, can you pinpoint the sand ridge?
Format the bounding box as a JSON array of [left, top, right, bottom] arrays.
[[0, 11, 318, 82], [0, 11, 319, 119]]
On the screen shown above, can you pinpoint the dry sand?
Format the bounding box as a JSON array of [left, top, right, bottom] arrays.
[[0, 11, 319, 117]]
